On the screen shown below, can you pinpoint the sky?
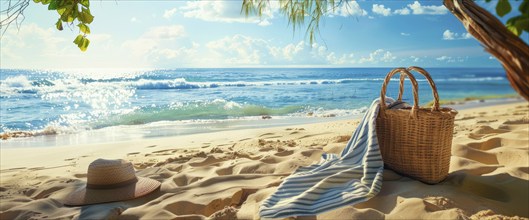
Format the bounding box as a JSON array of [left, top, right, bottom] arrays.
[[1, 0, 528, 69]]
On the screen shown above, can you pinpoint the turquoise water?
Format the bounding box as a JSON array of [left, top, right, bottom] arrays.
[[0, 68, 516, 146]]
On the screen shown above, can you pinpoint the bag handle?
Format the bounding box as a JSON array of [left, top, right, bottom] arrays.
[[407, 66, 440, 111], [396, 66, 441, 111], [380, 68, 419, 118], [397, 73, 406, 101]]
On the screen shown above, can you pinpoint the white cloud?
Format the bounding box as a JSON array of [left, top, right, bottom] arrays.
[[409, 56, 420, 62], [392, 1, 447, 16], [180, 1, 274, 25], [401, 32, 411, 36], [206, 35, 269, 65], [436, 55, 466, 63], [0, 23, 143, 69], [163, 8, 178, 19], [371, 1, 446, 17], [0, 23, 69, 67], [442, 30, 456, 40], [326, 52, 355, 65], [372, 4, 391, 16], [203, 36, 364, 66], [381, 51, 397, 62], [144, 25, 185, 39], [461, 33, 473, 39], [443, 29, 473, 40], [258, 20, 271, 26], [394, 7, 410, 15], [407, 1, 447, 15], [122, 25, 197, 66], [90, 34, 112, 42], [308, 43, 329, 59], [130, 17, 138, 23], [359, 49, 396, 63], [436, 56, 450, 61], [269, 41, 305, 61], [156, 42, 200, 59], [331, 1, 368, 17]]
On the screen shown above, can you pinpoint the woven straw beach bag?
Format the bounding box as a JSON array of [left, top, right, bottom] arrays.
[[376, 67, 458, 184]]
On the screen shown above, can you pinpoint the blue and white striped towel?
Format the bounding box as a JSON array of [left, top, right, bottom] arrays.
[[259, 98, 401, 218]]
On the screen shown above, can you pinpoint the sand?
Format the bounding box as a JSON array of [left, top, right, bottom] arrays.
[[1, 102, 528, 219]]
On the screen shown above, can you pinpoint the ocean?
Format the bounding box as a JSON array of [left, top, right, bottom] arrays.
[[0, 68, 516, 147]]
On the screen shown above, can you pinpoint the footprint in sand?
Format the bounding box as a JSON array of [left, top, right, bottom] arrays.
[[453, 144, 499, 165], [74, 173, 87, 178], [263, 136, 282, 139], [476, 119, 498, 123], [456, 116, 476, 121], [1, 167, 26, 173], [215, 166, 234, 176], [188, 156, 224, 167], [299, 132, 332, 139], [172, 174, 203, 186], [472, 126, 506, 134], [468, 126, 509, 140], [450, 174, 510, 203], [260, 155, 283, 164], [504, 117, 529, 125], [258, 146, 274, 152], [259, 133, 275, 137], [334, 135, 351, 143], [274, 150, 294, 157]]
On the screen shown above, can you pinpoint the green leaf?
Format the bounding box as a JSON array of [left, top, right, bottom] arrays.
[[520, 0, 529, 14], [515, 17, 529, 33], [79, 37, 90, 52], [59, 8, 71, 21], [48, 0, 58, 10], [55, 20, 63, 31], [78, 8, 93, 23], [507, 25, 520, 36], [73, 34, 83, 45], [496, 0, 512, 17], [81, 8, 94, 24], [72, 7, 78, 18], [41, 0, 51, 4], [78, 23, 90, 34], [57, 8, 66, 15], [60, 14, 68, 22], [80, 0, 90, 8], [33, 0, 42, 3]]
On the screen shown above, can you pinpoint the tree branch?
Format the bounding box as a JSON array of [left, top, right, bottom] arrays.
[[444, 0, 529, 101], [0, 0, 30, 37]]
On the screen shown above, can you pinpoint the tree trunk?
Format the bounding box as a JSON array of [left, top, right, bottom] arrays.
[[444, 0, 529, 102]]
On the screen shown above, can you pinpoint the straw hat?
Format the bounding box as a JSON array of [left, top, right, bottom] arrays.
[[64, 158, 161, 206]]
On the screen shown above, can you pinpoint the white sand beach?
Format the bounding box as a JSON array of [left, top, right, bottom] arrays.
[[1, 101, 528, 219]]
